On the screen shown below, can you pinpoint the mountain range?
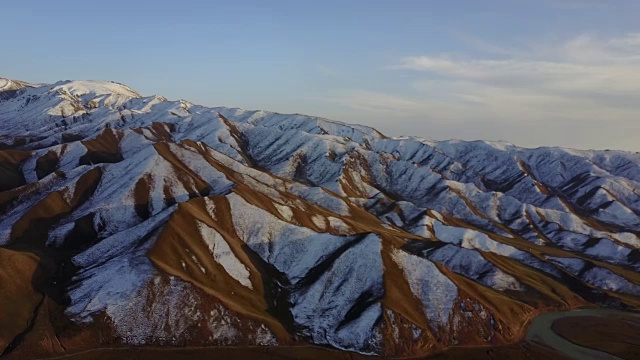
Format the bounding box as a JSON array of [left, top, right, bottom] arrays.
[[1, 78, 639, 359]]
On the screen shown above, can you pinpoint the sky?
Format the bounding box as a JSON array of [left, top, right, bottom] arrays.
[[3, 0, 640, 151]]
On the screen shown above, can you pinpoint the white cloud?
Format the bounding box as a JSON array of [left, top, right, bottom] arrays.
[[326, 90, 427, 115], [396, 34, 640, 96], [346, 33, 640, 151]]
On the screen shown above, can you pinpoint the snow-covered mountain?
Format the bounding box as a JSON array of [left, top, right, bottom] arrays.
[[1, 78, 639, 358]]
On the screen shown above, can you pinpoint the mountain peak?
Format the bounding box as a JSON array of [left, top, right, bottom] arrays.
[[48, 79, 142, 98], [0, 77, 36, 100]]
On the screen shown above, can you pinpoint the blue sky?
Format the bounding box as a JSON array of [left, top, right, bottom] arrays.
[[3, 0, 639, 151]]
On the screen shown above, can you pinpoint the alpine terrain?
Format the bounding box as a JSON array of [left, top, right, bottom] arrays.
[[1, 78, 639, 359]]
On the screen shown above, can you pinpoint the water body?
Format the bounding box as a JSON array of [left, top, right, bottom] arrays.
[[525, 308, 640, 360]]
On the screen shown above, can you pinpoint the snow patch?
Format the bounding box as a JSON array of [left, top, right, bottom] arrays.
[[392, 248, 457, 326], [197, 221, 253, 289]]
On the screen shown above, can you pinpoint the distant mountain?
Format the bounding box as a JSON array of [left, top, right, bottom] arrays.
[[1, 78, 639, 358], [0, 78, 36, 101]]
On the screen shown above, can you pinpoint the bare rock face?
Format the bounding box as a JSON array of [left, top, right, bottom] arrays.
[[1, 79, 639, 357]]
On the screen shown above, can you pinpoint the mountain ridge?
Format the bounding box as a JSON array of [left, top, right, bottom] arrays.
[[4, 77, 635, 153], [1, 78, 639, 358]]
